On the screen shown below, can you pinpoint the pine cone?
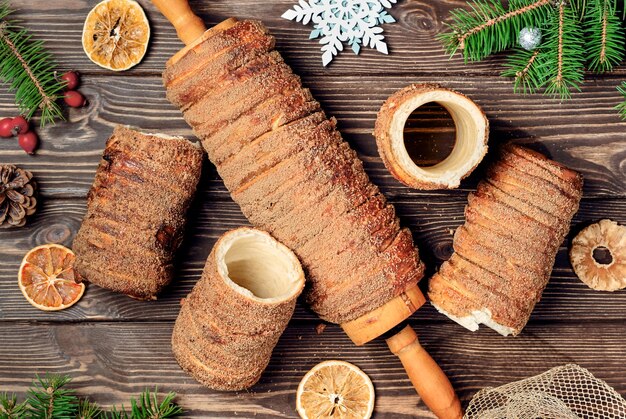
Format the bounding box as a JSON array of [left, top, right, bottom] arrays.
[[0, 164, 37, 228]]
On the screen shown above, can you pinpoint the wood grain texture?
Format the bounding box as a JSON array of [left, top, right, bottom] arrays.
[[1, 0, 625, 417], [0, 75, 624, 198], [0, 197, 624, 323], [1, 322, 626, 418]]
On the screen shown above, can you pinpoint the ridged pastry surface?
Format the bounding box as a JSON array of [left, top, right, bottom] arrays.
[[428, 143, 583, 336], [164, 19, 425, 324], [73, 126, 203, 299]]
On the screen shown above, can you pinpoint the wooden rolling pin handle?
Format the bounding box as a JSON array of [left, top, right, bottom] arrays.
[[386, 325, 462, 419], [151, 0, 207, 45]]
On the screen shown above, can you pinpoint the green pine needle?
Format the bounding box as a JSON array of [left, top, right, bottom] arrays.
[[439, 0, 553, 61], [585, 0, 624, 72], [541, 2, 585, 100], [77, 399, 102, 419], [0, 392, 28, 418], [615, 81, 626, 118], [106, 389, 183, 419], [26, 374, 79, 419], [2, 375, 183, 419], [502, 48, 548, 94], [441, 0, 626, 116], [0, 1, 65, 126]]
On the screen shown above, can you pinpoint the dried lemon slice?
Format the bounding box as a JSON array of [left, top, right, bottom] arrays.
[[296, 360, 375, 419], [18, 244, 85, 311], [570, 219, 626, 291], [82, 0, 150, 71]]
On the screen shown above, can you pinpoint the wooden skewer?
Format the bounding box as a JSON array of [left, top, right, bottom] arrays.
[[151, 1, 463, 417]]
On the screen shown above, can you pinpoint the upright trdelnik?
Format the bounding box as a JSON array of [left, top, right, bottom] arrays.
[[429, 144, 583, 336], [73, 126, 203, 299]]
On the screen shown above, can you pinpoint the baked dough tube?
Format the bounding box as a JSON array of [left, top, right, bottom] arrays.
[[73, 126, 203, 299]]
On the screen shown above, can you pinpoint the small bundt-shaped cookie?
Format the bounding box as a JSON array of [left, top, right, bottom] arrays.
[[570, 219, 626, 291]]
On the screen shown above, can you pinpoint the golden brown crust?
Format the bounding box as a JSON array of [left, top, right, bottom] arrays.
[[164, 20, 426, 325], [428, 144, 582, 335], [163, 20, 273, 87], [436, 258, 529, 331], [166, 29, 275, 108], [73, 126, 203, 299], [374, 83, 488, 190], [209, 91, 320, 165], [171, 227, 304, 391]]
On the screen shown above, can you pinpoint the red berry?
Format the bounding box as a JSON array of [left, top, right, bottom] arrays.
[[64, 90, 86, 108], [0, 118, 13, 138], [18, 131, 38, 155], [60, 71, 80, 90], [11, 116, 29, 135]]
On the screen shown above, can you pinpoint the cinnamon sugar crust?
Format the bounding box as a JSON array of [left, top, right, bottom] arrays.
[[73, 126, 203, 299], [164, 20, 425, 324], [428, 144, 582, 336]]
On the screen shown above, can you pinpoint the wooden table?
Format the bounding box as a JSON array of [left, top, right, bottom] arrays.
[[1, 0, 625, 417]]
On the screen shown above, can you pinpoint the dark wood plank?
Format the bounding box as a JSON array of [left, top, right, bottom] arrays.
[[22, 0, 626, 82], [13, 0, 548, 77], [1, 321, 625, 418], [1, 196, 624, 322], [0, 75, 623, 198]]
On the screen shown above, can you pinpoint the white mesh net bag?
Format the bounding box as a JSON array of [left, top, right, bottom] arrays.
[[465, 364, 626, 419]]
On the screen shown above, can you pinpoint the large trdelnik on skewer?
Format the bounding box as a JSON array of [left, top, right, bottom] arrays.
[[163, 19, 425, 325], [154, 1, 462, 414]]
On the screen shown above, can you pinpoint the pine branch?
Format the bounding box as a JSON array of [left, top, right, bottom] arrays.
[[3, 375, 183, 419], [77, 399, 102, 419], [26, 374, 79, 419], [543, 1, 585, 99], [0, 392, 28, 418], [585, 0, 624, 72], [439, 0, 553, 61], [106, 389, 182, 419], [0, 1, 64, 126], [502, 47, 547, 94], [615, 81, 626, 118]]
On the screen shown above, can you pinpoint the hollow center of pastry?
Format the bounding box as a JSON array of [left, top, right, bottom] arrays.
[[592, 246, 613, 265], [403, 103, 456, 167], [218, 228, 304, 302], [391, 90, 487, 187]]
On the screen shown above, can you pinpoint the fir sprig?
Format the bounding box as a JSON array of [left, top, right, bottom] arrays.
[[439, 0, 552, 61], [26, 374, 78, 419], [0, 392, 28, 418], [542, 1, 585, 99], [585, 0, 624, 72], [615, 81, 626, 117], [106, 390, 183, 419], [502, 48, 546, 94], [0, 1, 65, 126], [0, 374, 183, 419], [441, 0, 626, 117]]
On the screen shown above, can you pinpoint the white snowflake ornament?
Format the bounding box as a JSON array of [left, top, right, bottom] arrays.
[[282, 0, 397, 66]]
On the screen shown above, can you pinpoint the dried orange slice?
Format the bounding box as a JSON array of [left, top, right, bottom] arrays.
[[296, 360, 375, 419], [18, 244, 85, 311], [82, 0, 150, 71]]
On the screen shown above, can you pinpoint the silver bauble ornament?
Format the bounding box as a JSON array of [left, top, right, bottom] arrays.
[[519, 27, 542, 51]]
